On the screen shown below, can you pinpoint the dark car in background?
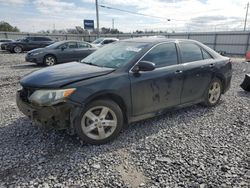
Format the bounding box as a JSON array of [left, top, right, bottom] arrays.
[[25, 40, 97, 66], [0, 39, 14, 50], [0, 39, 14, 45], [3, 36, 53, 53], [16, 38, 232, 145]]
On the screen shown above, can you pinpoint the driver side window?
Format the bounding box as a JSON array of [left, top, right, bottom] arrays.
[[142, 43, 178, 68], [59, 43, 68, 49], [67, 42, 78, 49]]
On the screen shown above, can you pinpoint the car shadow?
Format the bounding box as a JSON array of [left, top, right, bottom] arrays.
[[0, 104, 215, 184], [0, 51, 26, 54]]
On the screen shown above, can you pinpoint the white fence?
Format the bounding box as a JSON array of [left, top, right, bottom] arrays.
[[1, 31, 250, 55]]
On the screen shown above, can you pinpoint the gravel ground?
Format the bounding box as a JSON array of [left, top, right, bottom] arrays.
[[0, 52, 249, 188]]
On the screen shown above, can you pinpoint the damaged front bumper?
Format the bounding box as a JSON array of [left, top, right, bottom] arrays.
[[16, 90, 81, 129]]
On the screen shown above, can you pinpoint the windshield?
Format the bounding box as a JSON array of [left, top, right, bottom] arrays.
[[92, 38, 104, 44], [81, 41, 148, 68]]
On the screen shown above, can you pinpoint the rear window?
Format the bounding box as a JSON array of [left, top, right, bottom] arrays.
[[179, 43, 203, 63], [202, 49, 213, 59], [78, 42, 91, 48], [103, 40, 116, 44]]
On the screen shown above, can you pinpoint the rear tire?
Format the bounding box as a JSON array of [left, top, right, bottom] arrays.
[[202, 78, 222, 107], [44, 55, 56, 66], [74, 100, 124, 145]]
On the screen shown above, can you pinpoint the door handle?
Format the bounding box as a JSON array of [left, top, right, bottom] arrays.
[[209, 63, 215, 68], [175, 70, 183, 74]]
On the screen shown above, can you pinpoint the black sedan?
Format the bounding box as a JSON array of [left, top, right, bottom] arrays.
[[16, 38, 232, 144], [3, 36, 53, 53], [25, 40, 97, 66]]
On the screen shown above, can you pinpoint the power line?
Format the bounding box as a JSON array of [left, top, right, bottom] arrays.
[[99, 4, 172, 21], [99, 4, 245, 25]]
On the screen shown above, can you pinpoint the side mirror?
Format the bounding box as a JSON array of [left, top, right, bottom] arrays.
[[132, 61, 155, 72]]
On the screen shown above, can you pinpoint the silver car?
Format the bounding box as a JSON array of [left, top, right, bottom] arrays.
[[92, 38, 119, 48]]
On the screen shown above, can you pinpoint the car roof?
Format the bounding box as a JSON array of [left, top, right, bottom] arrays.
[[122, 37, 197, 44], [53, 40, 92, 46], [59, 40, 89, 43], [121, 37, 220, 58], [26, 36, 51, 38], [98, 38, 119, 40]]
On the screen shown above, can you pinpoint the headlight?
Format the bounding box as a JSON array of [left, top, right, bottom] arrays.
[[17, 83, 23, 91], [29, 88, 76, 106]]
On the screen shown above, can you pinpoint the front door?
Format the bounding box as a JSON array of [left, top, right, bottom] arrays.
[[129, 42, 184, 116], [57, 42, 78, 63]]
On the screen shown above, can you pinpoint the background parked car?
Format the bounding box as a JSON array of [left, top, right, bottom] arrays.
[[0, 39, 13, 46], [25, 40, 97, 66], [92, 37, 119, 48], [3, 36, 54, 53], [0, 39, 14, 50]]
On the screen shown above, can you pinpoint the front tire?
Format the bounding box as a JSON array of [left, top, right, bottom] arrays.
[[74, 100, 124, 145], [202, 78, 222, 107], [44, 55, 56, 66], [13, 46, 22, 53]]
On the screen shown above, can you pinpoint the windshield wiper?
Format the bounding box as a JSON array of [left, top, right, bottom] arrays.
[[82, 61, 100, 67]]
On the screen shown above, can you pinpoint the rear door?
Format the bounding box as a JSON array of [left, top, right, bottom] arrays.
[[25, 37, 37, 51], [129, 42, 184, 116], [75, 42, 96, 60], [32, 37, 45, 49], [178, 42, 214, 104]]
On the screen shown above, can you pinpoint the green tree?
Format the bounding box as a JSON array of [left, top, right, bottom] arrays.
[[0, 21, 20, 32]]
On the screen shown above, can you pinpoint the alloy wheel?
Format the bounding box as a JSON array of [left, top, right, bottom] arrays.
[[81, 106, 118, 140], [208, 82, 221, 104], [45, 56, 55, 66]]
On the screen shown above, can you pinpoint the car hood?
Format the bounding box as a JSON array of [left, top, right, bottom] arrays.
[[27, 48, 45, 54], [6, 41, 23, 45], [20, 62, 115, 88]]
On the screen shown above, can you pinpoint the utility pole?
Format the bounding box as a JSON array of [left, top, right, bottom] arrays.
[[244, 2, 249, 31], [112, 18, 114, 29], [95, 0, 100, 37]]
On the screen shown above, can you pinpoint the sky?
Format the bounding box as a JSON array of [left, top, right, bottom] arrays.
[[0, 0, 249, 33]]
